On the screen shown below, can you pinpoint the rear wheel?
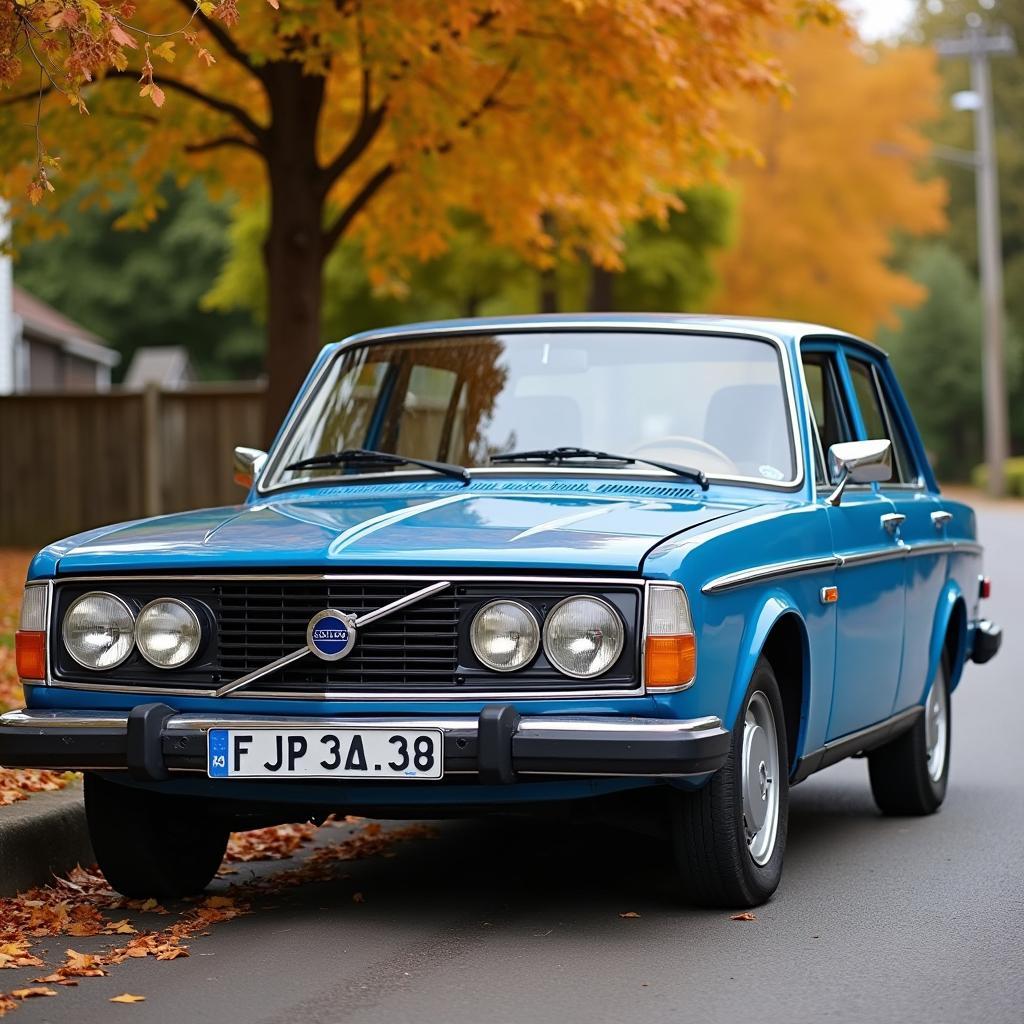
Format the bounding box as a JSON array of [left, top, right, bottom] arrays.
[[85, 773, 229, 898], [669, 658, 789, 907], [867, 654, 951, 816]]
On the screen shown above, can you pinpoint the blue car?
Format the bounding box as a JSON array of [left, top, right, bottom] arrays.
[[0, 315, 1002, 906]]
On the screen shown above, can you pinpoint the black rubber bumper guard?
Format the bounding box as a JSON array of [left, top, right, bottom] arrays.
[[0, 703, 731, 783]]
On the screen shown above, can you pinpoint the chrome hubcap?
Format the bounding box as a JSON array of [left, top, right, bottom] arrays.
[[925, 677, 948, 783], [742, 691, 780, 866]]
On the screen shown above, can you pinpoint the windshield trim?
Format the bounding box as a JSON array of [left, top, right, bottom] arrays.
[[257, 325, 805, 495]]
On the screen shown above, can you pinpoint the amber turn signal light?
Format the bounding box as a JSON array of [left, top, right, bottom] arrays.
[[645, 634, 696, 688], [15, 630, 46, 681]]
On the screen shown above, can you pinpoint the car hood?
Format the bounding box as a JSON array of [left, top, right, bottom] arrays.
[[42, 480, 753, 576]]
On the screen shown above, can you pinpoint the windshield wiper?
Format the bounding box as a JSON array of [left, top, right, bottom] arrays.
[[285, 448, 471, 485], [490, 446, 708, 490]]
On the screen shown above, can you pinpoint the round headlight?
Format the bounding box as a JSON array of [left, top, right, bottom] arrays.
[[543, 596, 624, 678], [470, 600, 540, 672], [62, 591, 135, 670], [136, 598, 202, 669]]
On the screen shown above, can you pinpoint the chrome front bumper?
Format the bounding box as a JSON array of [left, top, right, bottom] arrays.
[[0, 705, 730, 782]]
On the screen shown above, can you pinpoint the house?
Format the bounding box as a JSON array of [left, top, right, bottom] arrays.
[[0, 207, 120, 393]]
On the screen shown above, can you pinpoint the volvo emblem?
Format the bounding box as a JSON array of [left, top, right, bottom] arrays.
[[306, 608, 358, 662]]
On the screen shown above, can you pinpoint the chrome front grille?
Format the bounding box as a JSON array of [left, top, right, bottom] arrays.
[[217, 581, 460, 691]]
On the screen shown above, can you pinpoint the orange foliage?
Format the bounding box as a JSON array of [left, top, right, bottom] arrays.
[[710, 25, 947, 336], [2, 1, 843, 271]]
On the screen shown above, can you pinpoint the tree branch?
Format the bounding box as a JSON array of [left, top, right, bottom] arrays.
[[320, 102, 387, 187], [173, 0, 265, 83], [322, 163, 395, 252], [186, 134, 261, 155], [103, 68, 267, 143]]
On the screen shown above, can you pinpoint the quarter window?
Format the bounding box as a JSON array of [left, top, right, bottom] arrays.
[[847, 359, 917, 485]]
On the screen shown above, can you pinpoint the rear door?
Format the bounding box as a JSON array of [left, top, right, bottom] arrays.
[[801, 344, 906, 740]]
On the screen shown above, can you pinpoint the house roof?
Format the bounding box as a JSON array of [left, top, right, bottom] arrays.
[[12, 285, 120, 367]]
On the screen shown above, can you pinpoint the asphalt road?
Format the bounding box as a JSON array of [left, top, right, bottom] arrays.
[[11, 502, 1024, 1024]]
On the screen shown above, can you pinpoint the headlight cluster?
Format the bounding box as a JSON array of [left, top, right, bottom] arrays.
[[470, 596, 624, 679], [62, 592, 201, 671]]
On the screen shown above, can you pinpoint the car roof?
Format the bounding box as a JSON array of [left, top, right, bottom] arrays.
[[339, 313, 887, 359]]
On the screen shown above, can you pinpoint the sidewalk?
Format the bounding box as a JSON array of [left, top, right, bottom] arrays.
[[0, 782, 93, 895]]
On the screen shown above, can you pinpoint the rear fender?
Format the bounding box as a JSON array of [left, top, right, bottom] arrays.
[[928, 580, 968, 698]]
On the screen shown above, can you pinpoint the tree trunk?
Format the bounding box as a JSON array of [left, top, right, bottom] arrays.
[[261, 65, 328, 445], [586, 263, 615, 311]]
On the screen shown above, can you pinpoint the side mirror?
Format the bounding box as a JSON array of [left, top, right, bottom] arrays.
[[826, 439, 892, 506], [233, 446, 267, 490]]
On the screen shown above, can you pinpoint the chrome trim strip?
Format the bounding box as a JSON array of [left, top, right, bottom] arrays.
[[50, 573, 644, 586], [701, 536, 984, 594], [351, 580, 452, 628], [515, 715, 721, 734], [702, 556, 841, 594], [0, 708, 129, 729], [0, 708, 722, 737], [835, 544, 909, 568], [257, 322, 806, 495], [213, 647, 311, 698]]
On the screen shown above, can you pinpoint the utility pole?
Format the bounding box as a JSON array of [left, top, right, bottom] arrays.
[[937, 16, 1015, 497]]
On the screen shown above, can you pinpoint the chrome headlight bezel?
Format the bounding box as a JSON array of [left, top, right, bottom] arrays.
[[61, 590, 136, 671], [135, 597, 203, 670], [542, 594, 626, 679], [469, 599, 541, 673]]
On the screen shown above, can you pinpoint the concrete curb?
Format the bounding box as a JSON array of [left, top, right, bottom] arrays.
[[0, 783, 94, 896]]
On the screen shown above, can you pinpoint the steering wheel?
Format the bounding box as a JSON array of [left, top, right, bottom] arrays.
[[627, 435, 737, 474]]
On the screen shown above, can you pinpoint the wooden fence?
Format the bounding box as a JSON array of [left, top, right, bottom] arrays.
[[0, 384, 265, 548]]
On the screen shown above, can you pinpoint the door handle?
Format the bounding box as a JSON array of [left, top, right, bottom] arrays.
[[931, 510, 953, 530], [880, 512, 906, 535]]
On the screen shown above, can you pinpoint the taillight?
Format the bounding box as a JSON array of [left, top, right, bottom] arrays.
[[15, 584, 48, 681], [644, 585, 696, 690], [979, 576, 992, 600]]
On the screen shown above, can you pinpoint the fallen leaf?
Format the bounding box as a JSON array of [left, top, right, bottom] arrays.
[[730, 912, 757, 922], [619, 911, 641, 919], [110, 993, 146, 1003], [203, 896, 234, 909], [12, 986, 57, 998]]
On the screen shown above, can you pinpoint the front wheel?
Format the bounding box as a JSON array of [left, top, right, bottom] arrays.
[[867, 654, 951, 816], [668, 658, 789, 907], [85, 773, 229, 898]]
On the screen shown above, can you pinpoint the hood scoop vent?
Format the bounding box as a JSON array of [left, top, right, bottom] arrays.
[[277, 478, 700, 502]]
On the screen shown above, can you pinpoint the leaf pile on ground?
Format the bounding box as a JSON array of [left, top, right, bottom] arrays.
[[0, 820, 435, 1017]]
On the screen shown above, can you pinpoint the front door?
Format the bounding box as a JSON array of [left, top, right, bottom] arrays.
[[845, 355, 946, 715], [801, 347, 907, 740]]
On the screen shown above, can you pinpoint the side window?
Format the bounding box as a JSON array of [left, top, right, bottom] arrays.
[[847, 359, 918, 485], [801, 352, 853, 484]]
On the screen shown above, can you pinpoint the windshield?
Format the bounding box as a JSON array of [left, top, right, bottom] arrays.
[[264, 331, 796, 489]]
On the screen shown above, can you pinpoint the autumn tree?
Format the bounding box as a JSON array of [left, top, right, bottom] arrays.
[[710, 21, 947, 336], [1, 1, 841, 434]]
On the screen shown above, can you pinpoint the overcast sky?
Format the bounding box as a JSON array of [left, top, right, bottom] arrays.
[[845, 0, 916, 41]]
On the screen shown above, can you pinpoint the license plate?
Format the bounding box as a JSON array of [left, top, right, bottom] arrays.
[[207, 728, 443, 780]]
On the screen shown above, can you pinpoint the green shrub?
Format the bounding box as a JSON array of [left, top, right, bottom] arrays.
[[970, 457, 1024, 497]]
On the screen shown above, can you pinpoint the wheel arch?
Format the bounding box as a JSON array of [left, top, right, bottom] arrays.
[[725, 595, 810, 775], [930, 581, 969, 695]]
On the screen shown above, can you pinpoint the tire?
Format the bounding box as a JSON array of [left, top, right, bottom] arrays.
[[669, 657, 789, 908], [84, 773, 230, 898], [867, 652, 951, 816]]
